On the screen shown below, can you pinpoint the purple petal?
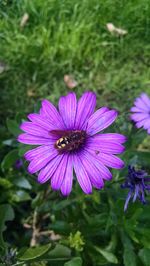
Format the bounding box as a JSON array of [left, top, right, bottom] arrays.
[[90, 133, 127, 144], [134, 98, 149, 111], [38, 154, 64, 183], [61, 155, 74, 196], [28, 148, 58, 174], [97, 153, 125, 169], [148, 128, 150, 134], [75, 91, 96, 130], [136, 120, 146, 128], [51, 154, 69, 190], [130, 113, 149, 122], [144, 177, 150, 183], [86, 139, 125, 154], [87, 109, 118, 135], [140, 93, 150, 107], [28, 113, 54, 130], [40, 107, 45, 116], [130, 107, 143, 113], [136, 118, 150, 129], [140, 185, 146, 203], [133, 186, 139, 202], [83, 150, 112, 180], [135, 121, 143, 128], [20, 122, 50, 137], [143, 119, 150, 129], [41, 99, 65, 129], [73, 154, 92, 194], [124, 191, 132, 211], [24, 145, 53, 161], [18, 133, 56, 145], [79, 151, 104, 189], [58, 92, 77, 129]]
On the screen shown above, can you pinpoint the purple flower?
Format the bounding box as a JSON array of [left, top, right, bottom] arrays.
[[121, 166, 150, 211], [18, 91, 126, 195], [130, 93, 150, 134]]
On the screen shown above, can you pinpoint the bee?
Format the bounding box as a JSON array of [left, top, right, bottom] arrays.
[[55, 137, 69, 149], [50, 130, 86, 152]]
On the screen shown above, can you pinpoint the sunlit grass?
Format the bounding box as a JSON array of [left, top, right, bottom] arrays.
[[0, 0, 150, 118]]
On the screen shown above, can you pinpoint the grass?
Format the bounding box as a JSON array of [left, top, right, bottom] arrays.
[[0, 0, 150, 121]]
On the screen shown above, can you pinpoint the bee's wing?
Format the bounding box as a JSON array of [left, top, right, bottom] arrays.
[[49, 130, 69, 137]]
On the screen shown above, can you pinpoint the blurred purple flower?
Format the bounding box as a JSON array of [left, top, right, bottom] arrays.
[[121, 166, 150, 211], [14, 159, 23, 169], [18, 91, 126, 195], [130, 93, 150, 134]]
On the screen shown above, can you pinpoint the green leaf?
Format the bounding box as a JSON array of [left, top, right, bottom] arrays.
[[136, 151, 150, 167], [52, 199, 76, 211], [17, 244, 52, 261], [64, 257, 82, 266], [12, 190, 31, 202], [123, 247, 137, 266], [85, 213, 108, 234], [139, 248, 150, 266], [50, 221, 72, 235], [12, 176, 32, 190], [0, 177, 12, 189], [139, 227, 150, 248], [0, 204, 14, 248], [1, 149, 18, 171], [2, 139, 14, 146], [6, 119, 21, 136], [105, 233, 117, 252], [47, 244, 71, 259], [18, 144, 32, 157], [127, 151, 150, 168], [121, 231, 137, 266], [94, 246, 118, 264]]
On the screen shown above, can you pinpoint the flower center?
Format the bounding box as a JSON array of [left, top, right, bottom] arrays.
[[52, 130, 86, 152]]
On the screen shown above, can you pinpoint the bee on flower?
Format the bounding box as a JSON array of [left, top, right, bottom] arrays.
[[18, 92, 126, 195]]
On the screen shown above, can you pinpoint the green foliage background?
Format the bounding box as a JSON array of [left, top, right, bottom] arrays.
[[0, 0, 150, 265]]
